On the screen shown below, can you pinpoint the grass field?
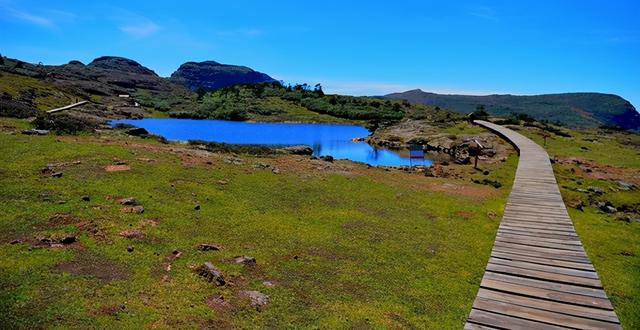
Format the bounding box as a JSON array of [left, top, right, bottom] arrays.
[[0, 117, 516, 328]]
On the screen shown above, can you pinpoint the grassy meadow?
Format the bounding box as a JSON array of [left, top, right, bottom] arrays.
[[0, 117, 516, 328]]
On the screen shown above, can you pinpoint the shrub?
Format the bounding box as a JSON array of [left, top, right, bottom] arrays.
[[32, 113, 99, 134]]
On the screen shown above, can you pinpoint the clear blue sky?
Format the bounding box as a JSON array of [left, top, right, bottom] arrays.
[[1, 0, 639, 108]]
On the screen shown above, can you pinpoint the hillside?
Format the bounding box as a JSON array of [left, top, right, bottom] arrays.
[[385, 89, 640, 130], [170, 61, 276, 91]]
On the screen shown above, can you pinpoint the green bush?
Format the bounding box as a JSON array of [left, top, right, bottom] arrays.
[[32, 113, 99, 134]]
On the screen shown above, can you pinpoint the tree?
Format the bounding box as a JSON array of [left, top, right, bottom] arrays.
[[195, 87, 207, 100], [313, 83, 324, 96]]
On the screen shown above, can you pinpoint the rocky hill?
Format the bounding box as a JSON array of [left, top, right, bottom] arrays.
[[170, 60, 276, 91], [385, 89, 640, 130]]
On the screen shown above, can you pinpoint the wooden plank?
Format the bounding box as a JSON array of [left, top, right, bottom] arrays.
[[473, 297, 621, 329], [486, 263, 602, 287], [488, 257, 599, 279], [477, 288, 620, 323], [482, 272, 609, 300], [467, 309, 568, 330], [491, 251, 595, 271]]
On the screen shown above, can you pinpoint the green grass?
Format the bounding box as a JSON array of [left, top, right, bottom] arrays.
[[0, 72, 76, 110], [0, 118, 515, 328]]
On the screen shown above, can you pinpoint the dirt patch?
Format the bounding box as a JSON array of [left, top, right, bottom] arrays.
[[556, 156, 640, 183], [454, 211, 475, 219], [54, 248, 129, 282], [105, 164, 131, 172]]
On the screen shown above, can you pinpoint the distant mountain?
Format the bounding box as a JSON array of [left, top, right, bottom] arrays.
[[384, 89, 640, 130], [170, 60, 276, 91]]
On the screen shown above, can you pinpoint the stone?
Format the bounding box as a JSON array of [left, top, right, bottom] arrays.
[[588, 186, 605, 195], [240, 290, 269, 308], [279, 145, 313, 155], [51, 172, 63, 178], [197, 243, 221, 251], [122, 205, 144, 214], [194, 204, 201, 210], [253, 163, 271, 169], [81, 195, 90, 201], [22, 129, 49, 135], [60, 235, 77, 244], [125, 127, 149, 136], [618, 181, 636, 191], [196, 262, 225, 286], [233, 256, 256, 265], [320, 155, 334, 162], [272, 168, 280, 174], [127, 246, 134, 252], [117, 197, 138, 205], [119, 230, 144, 239], [567, 199, 584, 211]]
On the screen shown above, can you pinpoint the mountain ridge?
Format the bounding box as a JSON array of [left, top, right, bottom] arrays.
[[384, 89, 639, 130]]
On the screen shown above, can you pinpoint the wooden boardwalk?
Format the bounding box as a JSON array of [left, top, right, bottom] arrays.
[[465, 120, 621, 329]]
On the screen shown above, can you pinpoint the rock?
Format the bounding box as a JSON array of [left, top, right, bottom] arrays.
[[320, 155, 334, 162], [40, 166, 54, 174], [196, 262, 225, 286], [567, 199, 584, 211], [122, 205, 144, 214], [194, 204, 201, 210], [197, 243, 221, 251], [452, 145, 470, 164], [240, 290, 269, 309], [125, 127, 149, 136], [603, 205, 618, 213], [81, 195, 90, 201], [262, 280, 275, 287], [51, 172, 63, 178], [253, 163, 271, 169], [588, 186, 605, 195], [233, 256, 256, 265], [279, 145, 313, 155], [618, 181, 636, 191], [272, 168, 280, 174], [119, 230, 144, 239], [105, 165, 131, 172], [22, 129, 49, 135], [217, 180, 228, 185], [117, 197, 138, 205], [60, 235, 77, 244], [10, 239, 20, 245], [127, 246, 134, 252], [170, 60, 276, 91]]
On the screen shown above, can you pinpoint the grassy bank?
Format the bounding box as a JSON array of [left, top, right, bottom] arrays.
[[0, 117, 515, 328]]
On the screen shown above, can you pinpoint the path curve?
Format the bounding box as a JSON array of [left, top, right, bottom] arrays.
[[465, 120, 621, 329]]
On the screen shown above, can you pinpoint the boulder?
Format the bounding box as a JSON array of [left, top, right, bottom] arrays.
[[240, 290, 269, 309], [233, 256, 256, 265], [125, 127, 149, 136], [121, 205, 144, 214], [588, 186, 605, 195], [22, 129, 50, 135], [196, 262, 225, 286], [279, 145, 313, 155], [197, 243, 221, 251], [117, 197, 138, 205]]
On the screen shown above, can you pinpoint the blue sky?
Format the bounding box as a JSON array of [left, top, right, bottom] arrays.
[[1, 0, 639, 107]]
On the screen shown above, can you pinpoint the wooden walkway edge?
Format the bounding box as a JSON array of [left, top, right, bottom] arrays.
[[47, 100, 88, 113], [465, 120, 621, 329]]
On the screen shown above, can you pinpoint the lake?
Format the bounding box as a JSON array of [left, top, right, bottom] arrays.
[[110, 119, 431, 167]]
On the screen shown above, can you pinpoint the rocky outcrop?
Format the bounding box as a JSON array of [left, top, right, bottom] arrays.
[[170, 60, 276, 91]]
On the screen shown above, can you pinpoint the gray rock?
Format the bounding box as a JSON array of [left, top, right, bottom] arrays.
[[618, 181, 636, 191], [197, 243, 221, 251], [240, 290, 269, 308], [125, 127, 149, 136], [588, 186, 605, 195], [22, 129, 49, 135], [196, 262, 225, 286], [279, 145, 313, 155], [233, 256, 256, 265], [117, 197, 138, 205]]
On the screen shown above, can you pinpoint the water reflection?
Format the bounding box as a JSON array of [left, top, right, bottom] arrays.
[[110, 118, 431, 167]]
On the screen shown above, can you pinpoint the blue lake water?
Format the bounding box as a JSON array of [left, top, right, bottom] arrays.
[[110, 118, 431, 167]]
